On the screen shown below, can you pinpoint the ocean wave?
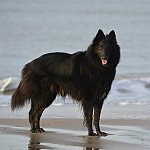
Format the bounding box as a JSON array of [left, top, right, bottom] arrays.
[[0, 77, 20, 93], [106, 75, 150, 105], [112, 76, 150, 94]]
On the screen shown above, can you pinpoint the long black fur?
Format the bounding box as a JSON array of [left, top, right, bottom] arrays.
[[11, 29, 120, 136]]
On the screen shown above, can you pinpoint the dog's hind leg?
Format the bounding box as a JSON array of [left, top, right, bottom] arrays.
[[34, 92, 56, 132], [29, 104, 45, 133], [29, 99, 54, 133], [29, 101, 40, 133], [29, 105, 35, 132], [34, 106, 45, 133]]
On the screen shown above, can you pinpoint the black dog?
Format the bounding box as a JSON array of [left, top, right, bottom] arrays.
[[11, 29, 120, 136]]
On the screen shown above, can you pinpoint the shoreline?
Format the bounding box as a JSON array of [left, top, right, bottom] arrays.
[[1, 118, 150, 130], [0, 117, 150, 150]]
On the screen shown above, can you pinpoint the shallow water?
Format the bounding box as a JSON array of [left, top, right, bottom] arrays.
[[0, 124, 150, 150]]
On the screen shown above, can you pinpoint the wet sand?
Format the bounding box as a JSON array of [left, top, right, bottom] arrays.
[[0, 117, 150, 150]]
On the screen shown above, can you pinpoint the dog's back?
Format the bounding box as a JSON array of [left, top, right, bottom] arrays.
[[11, 51, 84, 110]]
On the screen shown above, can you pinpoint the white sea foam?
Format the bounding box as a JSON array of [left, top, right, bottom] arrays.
[[0, 77, 19, 92]]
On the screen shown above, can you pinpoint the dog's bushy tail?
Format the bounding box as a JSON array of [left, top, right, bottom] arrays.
[[11, 84, 27, 111], [11, 64, 34, 111]]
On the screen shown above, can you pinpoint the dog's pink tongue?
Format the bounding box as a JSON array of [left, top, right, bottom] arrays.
[[102, 59, 107, 65]]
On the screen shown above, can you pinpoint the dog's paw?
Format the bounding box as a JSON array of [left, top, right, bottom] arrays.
[[30, 128, 45, 133], [96, 131, 108, 137], [88, 132, 97, 136]]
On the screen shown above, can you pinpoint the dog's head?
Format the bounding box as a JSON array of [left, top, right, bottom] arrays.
[[91, 29, 120, 67]]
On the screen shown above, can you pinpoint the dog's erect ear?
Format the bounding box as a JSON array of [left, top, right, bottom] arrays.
[[93, 29, 105, 45], [109, 30, 117, 44]]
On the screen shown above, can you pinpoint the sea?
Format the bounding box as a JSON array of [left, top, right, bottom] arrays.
[[0, 0, 150, 118]]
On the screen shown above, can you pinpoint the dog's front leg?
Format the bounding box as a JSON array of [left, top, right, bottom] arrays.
[[83, 104, 96, 136], [93, 105, 101, 135], [93, 105, 107, 136]]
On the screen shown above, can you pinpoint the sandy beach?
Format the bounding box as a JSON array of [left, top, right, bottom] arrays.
[[0, 105, 150, 150]]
